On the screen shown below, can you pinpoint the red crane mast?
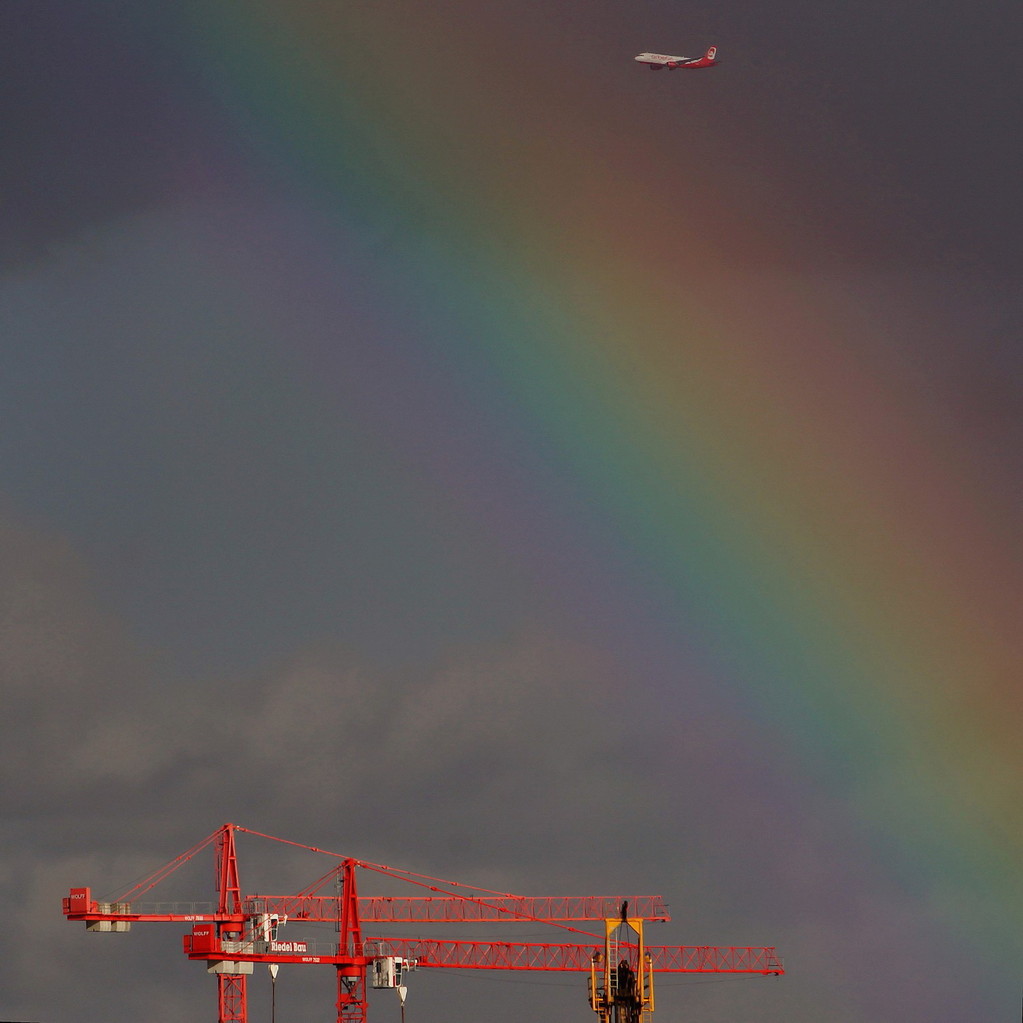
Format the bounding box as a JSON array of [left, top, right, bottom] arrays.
[[64, 823, 783, 1023]]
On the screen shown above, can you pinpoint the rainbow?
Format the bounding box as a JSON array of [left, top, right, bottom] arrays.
[[142, 3, 1022, 1017]]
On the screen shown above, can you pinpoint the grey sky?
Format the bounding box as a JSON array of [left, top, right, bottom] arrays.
[[1, 3, 1019, 1022]]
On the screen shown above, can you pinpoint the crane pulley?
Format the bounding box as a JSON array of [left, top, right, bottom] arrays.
[[63, 823, 783, 1023]]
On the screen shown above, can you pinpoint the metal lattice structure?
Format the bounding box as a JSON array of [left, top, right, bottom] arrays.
[[64, 823, 783, 1023]]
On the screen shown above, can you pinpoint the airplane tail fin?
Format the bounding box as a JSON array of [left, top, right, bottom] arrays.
[[685, 46, 718, 68]]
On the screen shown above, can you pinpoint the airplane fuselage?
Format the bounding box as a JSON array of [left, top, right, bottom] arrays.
[[634, 47, 717, 69]]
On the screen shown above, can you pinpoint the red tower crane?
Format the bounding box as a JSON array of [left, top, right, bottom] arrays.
[[63, 823, 783, 1023]]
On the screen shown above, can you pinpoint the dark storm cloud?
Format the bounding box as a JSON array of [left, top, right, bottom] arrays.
[[481, 0, 1022, 273], [1, 2, 1019, 1021], [0, 508, 625, 840], [0, 507, 641, 1019], [0, 201, 549, 677], [0, 3, 230, 268], [624, 0, 1023, 273]]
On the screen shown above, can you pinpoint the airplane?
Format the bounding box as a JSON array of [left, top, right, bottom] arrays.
[[634, 46, 717, 69]]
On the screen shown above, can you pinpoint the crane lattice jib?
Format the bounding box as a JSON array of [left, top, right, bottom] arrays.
[[246, 894, 669, 922], [181, 936, 782, 975], [63, 893, 668, 925], [364, 938, 783, 973]]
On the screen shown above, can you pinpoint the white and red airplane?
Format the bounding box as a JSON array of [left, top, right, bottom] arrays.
[[634, 46, 717, 69]]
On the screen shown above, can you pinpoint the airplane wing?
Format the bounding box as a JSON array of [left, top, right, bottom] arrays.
[[634, 46, 717, 69]]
